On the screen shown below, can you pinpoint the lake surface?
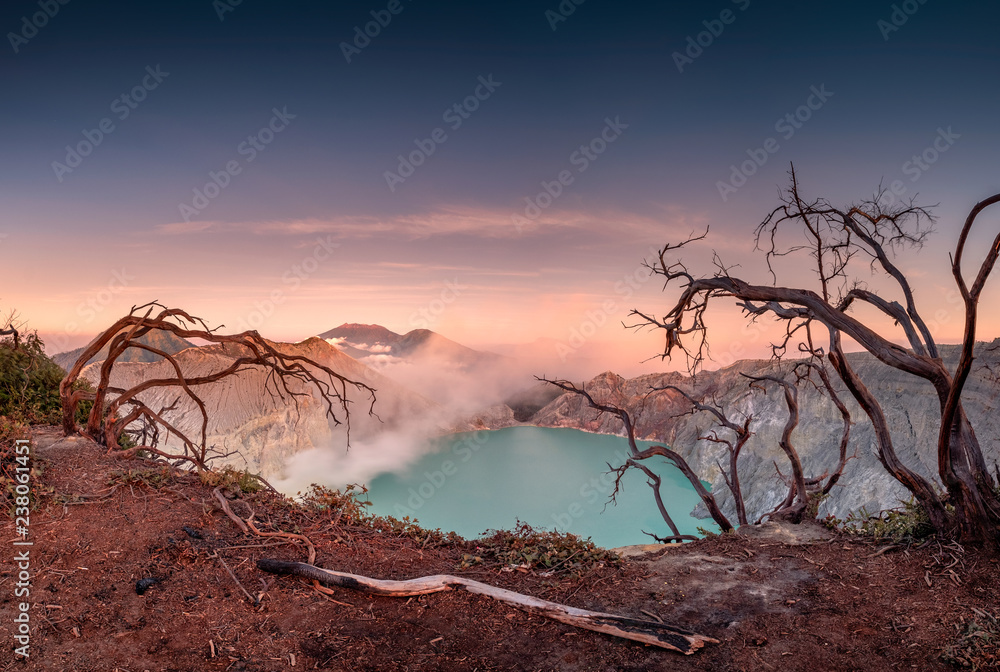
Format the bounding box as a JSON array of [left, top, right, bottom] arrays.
[[363, 426, 717, 549]]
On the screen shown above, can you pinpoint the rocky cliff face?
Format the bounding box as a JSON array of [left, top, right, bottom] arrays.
[[526, 343, 1000, 523], [82, 337, 438, 478], [451, 403, 519, 433]]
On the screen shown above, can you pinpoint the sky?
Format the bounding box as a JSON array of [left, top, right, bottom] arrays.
[[2, 0, 999, 377]]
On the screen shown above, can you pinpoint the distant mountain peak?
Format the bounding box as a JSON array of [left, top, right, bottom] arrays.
[[317, 322, 504, 368], [319, 323, 402, 346], [334, 322, 393, 332]]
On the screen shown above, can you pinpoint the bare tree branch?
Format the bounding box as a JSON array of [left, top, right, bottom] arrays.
[[60, 302, 378, 470], [633, 168, 1000, 544], [649, 384, 753, 526], [538, 376, 734, 535]]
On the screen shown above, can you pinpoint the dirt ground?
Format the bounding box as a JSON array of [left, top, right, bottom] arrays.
[[1, 426, 998, 671]]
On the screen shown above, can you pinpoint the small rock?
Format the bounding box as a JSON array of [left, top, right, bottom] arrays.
[[182, 526, 204, 539], [135, 577, 163, 595]]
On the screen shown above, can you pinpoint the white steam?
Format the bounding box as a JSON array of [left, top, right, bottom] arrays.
[[273, 331, 663, 496]]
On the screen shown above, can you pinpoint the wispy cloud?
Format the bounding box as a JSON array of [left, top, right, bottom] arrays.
[[152, 204, 698, 243], [154, 221, 216, 235]]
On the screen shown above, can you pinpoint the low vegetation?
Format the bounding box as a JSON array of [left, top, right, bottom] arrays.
[[198, 465, 267, 494], [298, 485, 618, 575], [827, 497, 937, 543], [461, 521, 621, 576], [108, 466, 176, 489], [0, 330, 91, 425]]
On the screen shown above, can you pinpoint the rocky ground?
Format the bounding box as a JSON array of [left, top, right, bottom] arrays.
[[0, 426, 997, 671]]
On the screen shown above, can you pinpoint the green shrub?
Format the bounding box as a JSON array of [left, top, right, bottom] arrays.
[[108, 466, 174, 489], [296, 484, 463, 545], [463, 521, 621, 575], [0, 332, 65, 424], [371, 514, 464, 546], [825, 497, 935, 542], [299, 483, 372, 525], [0, 330, 93, 426], [696, 526, 719, 538], [199, 466, 265, 494]]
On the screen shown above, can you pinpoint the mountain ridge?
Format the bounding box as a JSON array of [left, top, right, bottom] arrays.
[[52, 329, 196, 371]]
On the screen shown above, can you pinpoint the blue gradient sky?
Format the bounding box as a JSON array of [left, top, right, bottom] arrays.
[[2, 0, 999, 374]]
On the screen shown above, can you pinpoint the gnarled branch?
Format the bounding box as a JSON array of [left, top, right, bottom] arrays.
[[60, 301, 377, 469], [257, 559, 719, 654]]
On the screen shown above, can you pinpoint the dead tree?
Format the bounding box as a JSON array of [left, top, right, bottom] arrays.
[[630, 167, 1000, 544], [789, 339, 854, 497], [743, 373, 812, 523], [59, 302, 377, 469], [650, 385, 753, 526], [538, 376, 731, 537]]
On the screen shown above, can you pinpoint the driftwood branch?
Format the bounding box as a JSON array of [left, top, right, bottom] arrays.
[[257, 559, 718, 654]]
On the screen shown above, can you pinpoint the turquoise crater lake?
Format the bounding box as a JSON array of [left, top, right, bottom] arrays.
[[363, 426, 717, 549]]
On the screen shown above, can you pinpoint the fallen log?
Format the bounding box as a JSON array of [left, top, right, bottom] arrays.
[[257, 558, 718, 654]]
